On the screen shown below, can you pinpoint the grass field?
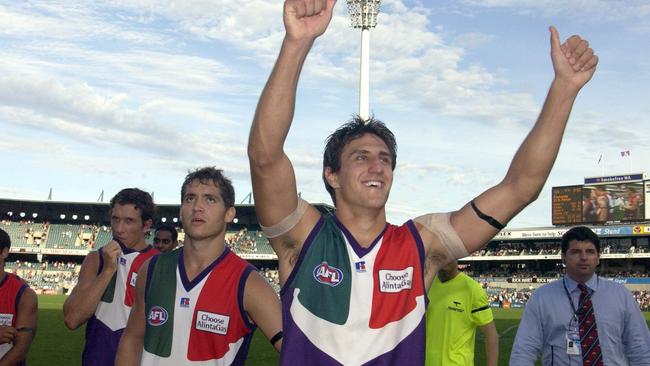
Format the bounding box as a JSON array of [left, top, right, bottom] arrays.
[[27, 296, 650, 365]]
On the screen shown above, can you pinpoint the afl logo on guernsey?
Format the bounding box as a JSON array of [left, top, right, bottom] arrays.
[[313, 261, 343, 287], [147, 306, 168, 326]]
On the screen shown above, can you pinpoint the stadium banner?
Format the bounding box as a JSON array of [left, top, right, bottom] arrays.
[[632, 225, 650, 235], [584, 173, 645, 185], [9, 247, 40, 254], [41, 248, 88, 256], [507, 277, 556, 284], [608, 277, 650, 285], [592, 226, 634, 236], [495, 225, 641, 241], [494, 228, 570, 240]]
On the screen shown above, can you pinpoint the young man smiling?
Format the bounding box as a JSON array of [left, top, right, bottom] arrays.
[[116, 168, 282, 366], [248, 0, 599, 364]]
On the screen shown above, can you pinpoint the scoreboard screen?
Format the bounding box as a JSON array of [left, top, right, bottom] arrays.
[[552, 185, 583, 225]]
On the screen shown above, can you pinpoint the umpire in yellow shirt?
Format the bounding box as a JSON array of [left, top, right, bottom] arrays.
[[425, 260, 499, 366]]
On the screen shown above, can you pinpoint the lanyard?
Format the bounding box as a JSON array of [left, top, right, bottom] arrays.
[[562, 276, 598, 315]]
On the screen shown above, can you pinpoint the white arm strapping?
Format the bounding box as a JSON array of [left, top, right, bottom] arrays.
[[413, 212, 469, 260], [260, 198, 309, 238]]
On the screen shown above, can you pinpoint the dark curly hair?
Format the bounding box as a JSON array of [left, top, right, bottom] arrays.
[[322, 116, 397, 204], [181, 167, 235, 208], [110, 188, 154, 223]]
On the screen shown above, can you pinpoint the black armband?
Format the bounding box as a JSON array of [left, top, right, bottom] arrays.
[[270, 331, 283, 346], [470, 200, 505, 230]]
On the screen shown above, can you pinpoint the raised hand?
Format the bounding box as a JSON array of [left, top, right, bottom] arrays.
[[550, 26, 599, 91], [101, 240, 122, 274], [284, 0, 337, 42]]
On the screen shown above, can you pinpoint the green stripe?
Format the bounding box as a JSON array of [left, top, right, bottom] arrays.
[[144, 251, 178, 357], [291, 217, 351, 325], [100, 273, 117, 303]]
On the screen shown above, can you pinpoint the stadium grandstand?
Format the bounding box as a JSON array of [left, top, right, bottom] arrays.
[[0, 197, 334, 296], [2, 172, 649, 313]]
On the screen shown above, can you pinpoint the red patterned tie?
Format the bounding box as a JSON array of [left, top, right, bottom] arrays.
[[578, 284, 603, 366]]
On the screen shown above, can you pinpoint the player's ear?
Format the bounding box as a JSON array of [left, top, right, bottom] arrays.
[[324, 167, 340, 189], [224, 207, 236, 223]]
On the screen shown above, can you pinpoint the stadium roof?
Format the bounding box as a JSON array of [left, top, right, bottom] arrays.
[[0, 198, 335, 230]]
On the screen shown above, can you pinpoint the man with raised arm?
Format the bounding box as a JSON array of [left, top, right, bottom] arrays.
[[248, 0, 598, 364], [63, 188, 159, 366]]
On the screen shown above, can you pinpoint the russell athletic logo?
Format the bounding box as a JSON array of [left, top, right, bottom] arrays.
[[147, 306, 168, 326], [313, 261, 343, 287]]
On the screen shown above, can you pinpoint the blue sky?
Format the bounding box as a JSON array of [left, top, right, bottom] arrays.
[[1, 0, 649, 228]]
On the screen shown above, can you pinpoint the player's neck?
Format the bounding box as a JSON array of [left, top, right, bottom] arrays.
[[335, 205, 387, 248], [124, 239, 148, 252], [182, 234, 227, 280]]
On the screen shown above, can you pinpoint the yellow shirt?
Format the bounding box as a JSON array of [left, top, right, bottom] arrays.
[[425, 272, 493, 366]]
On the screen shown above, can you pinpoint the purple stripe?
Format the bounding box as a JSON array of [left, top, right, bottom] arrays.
[[82, 315, 124, 366], [237, 266, 257, 331], [280, 216, 325, 296], [332, 215, 386, 258], [280, 290, 426, 365], [14, 283, 27, 315], [178, 247, 231, 292], [406, 220, 428, 307]]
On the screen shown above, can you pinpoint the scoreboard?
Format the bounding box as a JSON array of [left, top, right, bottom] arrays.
[[552, 185, 583, 225], [552, 174, 648, 226]]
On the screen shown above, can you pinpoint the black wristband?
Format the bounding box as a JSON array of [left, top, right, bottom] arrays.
[[270, 331, 283, 346], [470, 200, 505, 230]]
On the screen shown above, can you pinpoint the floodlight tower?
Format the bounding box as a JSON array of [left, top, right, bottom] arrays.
[[347, 0, 381, 122]]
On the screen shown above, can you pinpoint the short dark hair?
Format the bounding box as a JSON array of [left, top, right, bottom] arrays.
[[181, 167, 235, 208], [322, 116, 397, 204], [110, 188, 154, 223], [561, 226, 600, 254], [155, 224, 178, 242], [0, 228, 10, 251]]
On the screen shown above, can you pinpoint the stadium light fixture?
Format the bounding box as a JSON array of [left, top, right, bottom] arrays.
[[172, 217, 178, 223], [7, 211, 12, 217], [19, 212, 25, 218], [347, 0, 381, 122], [84, 215, 90, 221], [32, 213, 38, 218], [161, 217, 167, 223], [72, 214, 78, 220], [60, 214, 66, 219], [233, 218, 239, 224]]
